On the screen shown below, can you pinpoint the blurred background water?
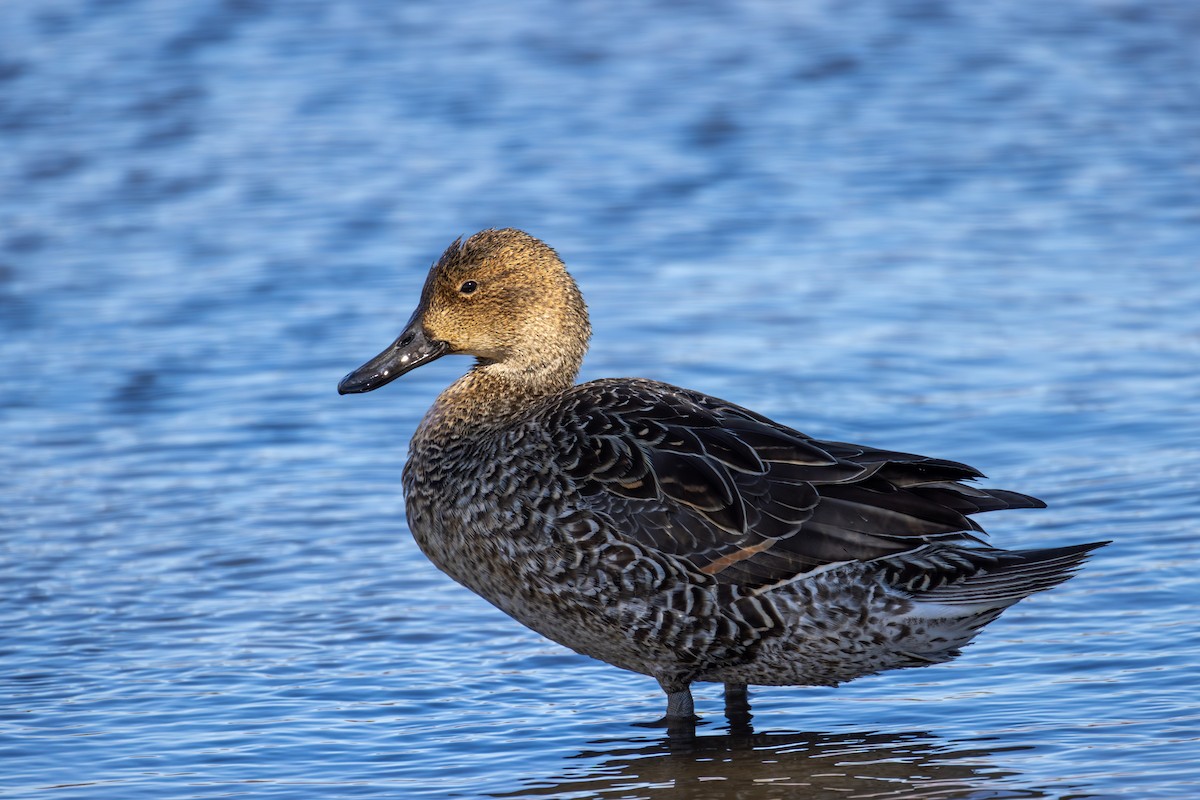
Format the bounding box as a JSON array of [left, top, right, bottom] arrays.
[[2, 0, 1199, 797]]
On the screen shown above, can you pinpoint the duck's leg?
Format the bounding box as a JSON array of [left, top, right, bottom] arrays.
[[664, 687, 695, 721], [723, 682, 748, 709], [636, 677, 698, 727], [723, 683, 752, 732]]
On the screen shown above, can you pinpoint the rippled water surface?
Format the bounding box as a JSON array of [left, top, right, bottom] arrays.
[[3, 1, 1199, 797]]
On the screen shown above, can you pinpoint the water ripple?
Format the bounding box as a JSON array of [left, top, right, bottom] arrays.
[[2, 0, 1198, 797]]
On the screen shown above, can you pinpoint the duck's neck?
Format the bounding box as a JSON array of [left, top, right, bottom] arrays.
[[419, 355, 580, 437]]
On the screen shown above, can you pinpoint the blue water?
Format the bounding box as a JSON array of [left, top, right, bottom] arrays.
[[2, 0, 1199, 797]]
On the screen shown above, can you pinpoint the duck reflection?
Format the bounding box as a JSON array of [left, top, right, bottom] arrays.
[[492, 707, 1053, 800]]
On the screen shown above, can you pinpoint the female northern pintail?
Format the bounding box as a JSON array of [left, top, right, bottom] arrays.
[[338, 228, 1105, 724]]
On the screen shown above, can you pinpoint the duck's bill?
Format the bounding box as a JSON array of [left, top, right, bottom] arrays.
[[338, 324, 449, 394]]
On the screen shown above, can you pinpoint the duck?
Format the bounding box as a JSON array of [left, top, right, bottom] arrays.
[[338, 228, 1106, 725]]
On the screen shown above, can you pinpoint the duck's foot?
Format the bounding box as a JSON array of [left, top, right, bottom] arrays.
[[634, 688, 699, 729]]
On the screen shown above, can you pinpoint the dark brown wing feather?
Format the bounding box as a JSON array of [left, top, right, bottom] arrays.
[[550, 378, 1045, 590]]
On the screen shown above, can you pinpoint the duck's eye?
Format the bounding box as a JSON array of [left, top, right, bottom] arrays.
[[459, 280, 478, 295]]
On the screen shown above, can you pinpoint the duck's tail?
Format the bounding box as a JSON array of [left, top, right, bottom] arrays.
[[879, 540, 1108, 667], [905, 540, 1109, 609]]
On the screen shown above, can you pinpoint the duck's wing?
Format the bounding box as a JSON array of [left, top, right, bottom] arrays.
[[549, 379, 1045, 589]]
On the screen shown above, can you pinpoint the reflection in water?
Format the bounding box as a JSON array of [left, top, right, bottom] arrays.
[[495, 714, 1055, 800]]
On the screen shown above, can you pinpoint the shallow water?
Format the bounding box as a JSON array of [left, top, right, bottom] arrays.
[[2, 0, 1199, 797]]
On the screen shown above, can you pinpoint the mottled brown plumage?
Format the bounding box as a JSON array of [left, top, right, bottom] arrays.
[[338, 228, 1106, 724]]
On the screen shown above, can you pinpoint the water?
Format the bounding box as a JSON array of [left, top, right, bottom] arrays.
[[2, 0, 1198, 797]]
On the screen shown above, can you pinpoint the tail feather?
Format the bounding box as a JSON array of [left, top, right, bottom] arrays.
[[913, 541, 1108, 606]]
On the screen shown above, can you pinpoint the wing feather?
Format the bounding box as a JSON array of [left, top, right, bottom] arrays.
[[552, 379, 1049, 590]]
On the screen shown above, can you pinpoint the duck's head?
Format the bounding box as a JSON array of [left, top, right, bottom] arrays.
[[338, 228, 591, 396]]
